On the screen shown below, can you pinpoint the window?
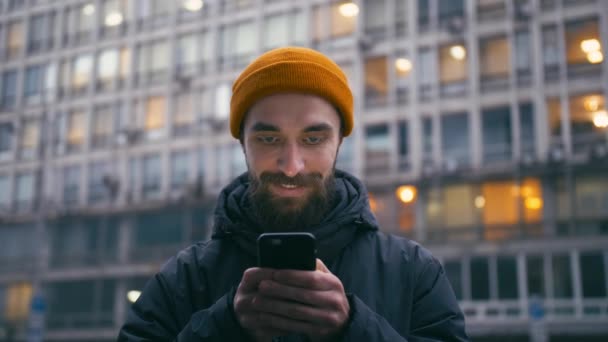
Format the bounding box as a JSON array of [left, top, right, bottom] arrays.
[[565, 18, 603, 68], [67, 110, 86, 150], [145, 96, 165, 137], [72, 54, 93, 92], [65, 3, 95, 44], [264, 14, 289, 49], [0, 123, 13, 156], [514, 30, 532, 83], [142, 154, 161, 198], [417, 48, 434, 100], [569, 93, 606, 154], [101, 0, 131, 36], [15, 172, 35, 210], [364, 56, 388, 108], [214, 84, 231, 120], [579, 252, 606, 298], [395, 54, 412, 104], [428, 184, 477, 232], [119, 48, 131, 82], [91, 105, 114, 148], [19, 120, 39, 159], [28, 13, 51, 53], [471, 257, 490, 300], [479, 35, 510, 91], [542, 25, 560, 80], [477, 0, 506, 22], [0, 175, 10, 209], [574, 176, 608, 222], [439, 0, 464, 22], [24, 65, 45, 104], [1, 70, 18, 109], [497, 256, 518, 299], [418, 0, 430, 32], [171, 151, 190, 189], [88, 161, 111, 203], [364, 0, 386, 39], [134, 211, 183, 258], [219, 21, 257, 69], [441, 113, 469, 168], [552, 254, 573, 298], [526, 255, 545, 298], [4, 282, 32, 322], [395, 0, 407, 36], [97, 48, 119, 87], [137, 41, 169, 82], [312, 3, 356, 42], [520, 103, 536, 157], [398, 121, 410, 171], [176, 33, 197, 75], [482, 106, 512, 163], [173, 92, 195, 135], [546, 97, 562, 144], [439, 43, 468, 96], [421, 117, 433, 159], [365, 124, 390, 174], [6, 20, 23, 59], [63, 165, 80, 205], [444, 261, 463, 300]]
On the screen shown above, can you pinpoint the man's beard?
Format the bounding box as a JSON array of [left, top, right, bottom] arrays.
[[248, 171, 336, 232]]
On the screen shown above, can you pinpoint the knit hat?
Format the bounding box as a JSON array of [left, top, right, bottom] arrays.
[[230, 47, 354, 139]]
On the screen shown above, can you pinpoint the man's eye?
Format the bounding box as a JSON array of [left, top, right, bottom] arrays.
[[257, 136, 279, 144], [303, 136, 324, 145]]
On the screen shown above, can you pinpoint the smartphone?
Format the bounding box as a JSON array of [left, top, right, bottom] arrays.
[[257, 232, 316, 271]]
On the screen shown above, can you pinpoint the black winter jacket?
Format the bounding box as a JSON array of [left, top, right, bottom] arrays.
[[118, 171, 469, 341]]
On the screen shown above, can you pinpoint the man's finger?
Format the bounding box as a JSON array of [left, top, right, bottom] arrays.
[[273, 269, 336, 291], [316, 258, 330, 273], [239, 268, 276, 292]]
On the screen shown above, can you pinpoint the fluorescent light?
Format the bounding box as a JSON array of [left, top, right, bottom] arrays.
[[339, 2, 359, 18], [127, 290, 141, 303], [105, 12, 123, 27], [183, 0, 204, 12], [449, 45, 466, 60]]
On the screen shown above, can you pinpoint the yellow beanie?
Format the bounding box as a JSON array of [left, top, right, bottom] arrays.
[[230, 46, 354, 139]]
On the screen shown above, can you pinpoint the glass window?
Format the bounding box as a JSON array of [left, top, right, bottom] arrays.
[[421, 117, 433, 157], [569, 93, 606, 154], [4, 282, 33, 322], [63, 165, 81, 205], [441, 113, 469, 167], [171, 151, 190, 189], [497, 256, 519, 299], [471, 257, 490, 300], [174, 92, 195, 131], [176, 33, 197, 73], [365, 124, 390, 173], [418, 0, 430, 31], [199, 31, 213, 68], [20, 120, 39, 158], [24, 65, 45, 103], [0, 123, 12, 154], [574, 176, 608, 220], [67, 109, 86, 148], [439, 0, 464, 20], [552, 254, 573, 298], [28, 14, 46, 53], [88, 161, 111, 203], [444, 260, 463, 300], [527, 255, 545, 298], [15, 172, 35, 208], [329, 2, 356, 38], [0, 175, 10, 209], [398, 121, 409, 158], [364, 56, 388, 107], [293, 10, 307, 45], [72, 54, 93, 90], [579, 252, 606, 298], [119, 47, 131, 80], [439, 43, 468, 96], [542, 25, 560, 80], [97, 48, 119, 83], [264, 13, 289, 49], [482, 106, 512, 163], [477, 0, 506, 21], [7, 20, 23, 59], [1, 70, 18, 109], [395, 0, 407, 35], [546, 97, 562, 141], [145, 96, 165, 132], [520, 103, 536, 155], [395, 54, 412, 104], [442, 184, 477, 229], [137, 41, 169, 77], [134, 210, 182, 250], [565, 18, 603, 66], [215, 84, 231, 120], [220, 21, 257, 67], [514, 30, 532, 73], [479, 35, 510, 86], [364, 0, 386, 38], [91, 105, 114, 147], [142, 154, 161, 197]]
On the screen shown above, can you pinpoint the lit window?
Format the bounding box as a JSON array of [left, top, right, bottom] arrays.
[[330, 2, 356, 38], [440, 43, 468, 83], [145, 96, 165, 131], [5, 282, 33, 321], [174, 92, 195, 129], [98, 48, 119, 83], [119, 47, 131, 80], [72, 54, 93, 89], [67, 110, 86, 146], [7, 21, 23, 58], [480, 35, 510, 79], [92, 106, 114, 144], [20, 120, 39, 151], [566, 18, 603, 65], [264, 14, 289, 49], [364, 56, 388, 107]]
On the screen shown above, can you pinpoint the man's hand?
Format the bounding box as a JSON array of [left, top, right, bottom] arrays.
[[253, 259, 350, 341]]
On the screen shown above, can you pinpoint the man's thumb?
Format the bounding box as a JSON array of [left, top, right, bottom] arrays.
[[316, 258, 330, 273]]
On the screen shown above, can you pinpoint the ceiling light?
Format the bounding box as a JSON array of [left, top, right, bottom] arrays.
[[105, 12, 123, 27], [584, 96, 601, 112], [593, 110, 608, 129], [449, 45, 466, 60], [587, 51, 604, 64], [82, 4, 95, 16], [183, 0, 204, 12], [396, 185, 417, 204], [395, 58, 413, 74], [474, 196, 485, 209], [580, 39, 601, 53], [339, 2, 359, 18], [524, 197, 543, 210]]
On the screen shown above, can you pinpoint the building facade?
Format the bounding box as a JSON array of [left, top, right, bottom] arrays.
[[0, 0, 607, 341]]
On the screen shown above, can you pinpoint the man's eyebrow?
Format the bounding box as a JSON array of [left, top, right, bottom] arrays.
[[250, 122, 280, 132], [303, 123, 333, 133]]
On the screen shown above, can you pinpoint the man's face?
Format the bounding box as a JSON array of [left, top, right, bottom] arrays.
[[242, 93, 343, 231]]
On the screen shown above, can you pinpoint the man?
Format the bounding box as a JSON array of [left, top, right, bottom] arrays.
[[118, 47, 468, 341]]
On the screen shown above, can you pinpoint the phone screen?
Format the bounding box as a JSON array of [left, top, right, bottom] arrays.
[[257, 232, 316, 270]]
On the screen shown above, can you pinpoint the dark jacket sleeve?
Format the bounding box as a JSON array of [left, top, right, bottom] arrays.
[[341, 258, 468, 341], [117, 260, 250, 341]]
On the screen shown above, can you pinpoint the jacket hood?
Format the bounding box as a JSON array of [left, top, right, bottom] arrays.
[[211, 169, 378, 263]]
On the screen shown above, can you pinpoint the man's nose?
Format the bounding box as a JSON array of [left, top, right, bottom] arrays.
[[278, 142, 305, 178]]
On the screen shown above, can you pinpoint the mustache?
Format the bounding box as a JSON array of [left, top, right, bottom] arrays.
[[258, 172, 323, 187]]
